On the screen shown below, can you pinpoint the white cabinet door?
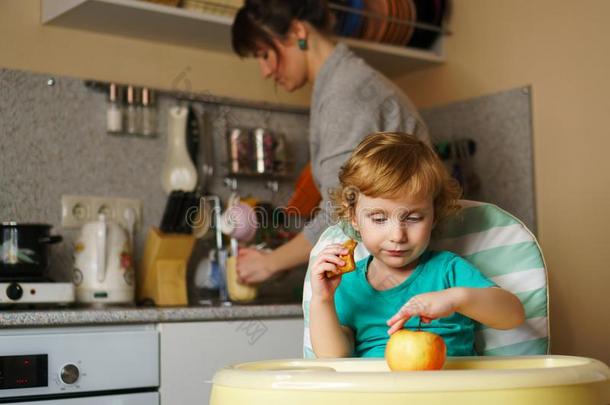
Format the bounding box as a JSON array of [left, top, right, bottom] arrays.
[[159, 318, 303, 405]]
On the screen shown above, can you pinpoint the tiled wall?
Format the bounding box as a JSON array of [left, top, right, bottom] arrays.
[[0, 68, 310, 288], [421, 86, 536, 233]]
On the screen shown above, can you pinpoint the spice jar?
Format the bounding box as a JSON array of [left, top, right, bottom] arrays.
[[106, 83, 123, 134], [140, 88, 157, 137], [124, 85, 140, 136]]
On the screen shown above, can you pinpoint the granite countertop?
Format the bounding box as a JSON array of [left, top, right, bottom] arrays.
[[0, 303, 303, 328]]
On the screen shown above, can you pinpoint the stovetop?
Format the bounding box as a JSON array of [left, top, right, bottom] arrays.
[[0, 280, 75, 306]]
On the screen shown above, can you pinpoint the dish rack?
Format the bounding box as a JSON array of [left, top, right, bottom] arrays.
[[147, 0, 451, 51], [329, 0, 451, 50]]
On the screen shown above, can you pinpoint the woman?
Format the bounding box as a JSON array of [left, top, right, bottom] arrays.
[[232, 0, 430, 284]]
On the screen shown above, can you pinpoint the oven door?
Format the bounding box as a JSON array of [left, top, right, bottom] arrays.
[[0, 326, 159, 404], [8, 392, 159, 405]]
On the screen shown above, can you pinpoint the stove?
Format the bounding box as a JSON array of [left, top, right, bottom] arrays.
[[0, 281, 74, 306]]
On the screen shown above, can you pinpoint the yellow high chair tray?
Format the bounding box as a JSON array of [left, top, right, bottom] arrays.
[[211, 356, 610, 405]]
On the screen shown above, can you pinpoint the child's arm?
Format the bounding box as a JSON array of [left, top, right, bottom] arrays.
[[310, 299, 354, 357], [309, 244, 355, 358], [452, 287, 525, 329], [387, 287, 525, 334]]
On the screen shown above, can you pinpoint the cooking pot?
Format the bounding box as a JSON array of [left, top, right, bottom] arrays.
[[0, 222, 63, 280]]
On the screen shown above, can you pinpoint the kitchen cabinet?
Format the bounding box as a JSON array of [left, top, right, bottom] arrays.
[[40, 0, 444, 77], [158, 318, 303, 405]]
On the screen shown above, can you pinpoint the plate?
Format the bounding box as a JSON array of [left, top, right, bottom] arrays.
[[391, 0, 406, 44], [361, 0, 389, 42], [381, 0, 398, 44], [342, 0, 365, 37], [400, 0, 416, 45]]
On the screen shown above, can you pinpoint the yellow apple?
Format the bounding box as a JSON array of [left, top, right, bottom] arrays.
[[385, 329, 447, 371]]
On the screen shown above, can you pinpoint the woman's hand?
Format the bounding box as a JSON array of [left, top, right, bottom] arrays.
[[236, 248, 274, 284], [310, 244, 349, 302], [386, 289, 462, 335]]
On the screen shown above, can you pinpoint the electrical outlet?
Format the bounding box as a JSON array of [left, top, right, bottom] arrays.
[[61, 195, 142, 230]]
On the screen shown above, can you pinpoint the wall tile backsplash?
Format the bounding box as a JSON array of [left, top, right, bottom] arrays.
[[421, 86, 537, 233], [0, 68, 310, 284]]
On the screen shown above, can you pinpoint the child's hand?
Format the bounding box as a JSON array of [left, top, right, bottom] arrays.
[[310, 244, 349, 302], [386, 289, 459, 335]]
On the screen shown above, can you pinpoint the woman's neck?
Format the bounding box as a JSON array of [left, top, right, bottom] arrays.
[[306, 33, 336, 83]]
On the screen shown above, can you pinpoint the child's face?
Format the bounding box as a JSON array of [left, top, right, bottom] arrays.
[[351, 192, 435, 271]]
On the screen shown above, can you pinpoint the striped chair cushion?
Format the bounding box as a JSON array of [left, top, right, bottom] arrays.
[[302, 200, 549, 358]]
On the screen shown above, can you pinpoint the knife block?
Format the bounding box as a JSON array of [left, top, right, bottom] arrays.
[[138, 227, 195, 307]]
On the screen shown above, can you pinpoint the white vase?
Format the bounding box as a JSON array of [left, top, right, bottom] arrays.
[[161, 106, 198, 194]]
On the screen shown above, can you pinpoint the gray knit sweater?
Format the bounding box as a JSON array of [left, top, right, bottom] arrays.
[[302, 43, 430, 245]]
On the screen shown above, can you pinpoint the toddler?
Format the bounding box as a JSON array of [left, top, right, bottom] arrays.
[[309, 132, 525, 358]]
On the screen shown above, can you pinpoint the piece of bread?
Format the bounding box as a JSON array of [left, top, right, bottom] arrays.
[[326, 239, 357, 278]]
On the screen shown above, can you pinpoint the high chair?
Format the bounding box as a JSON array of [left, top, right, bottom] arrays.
[[301, 200, 550, 358]]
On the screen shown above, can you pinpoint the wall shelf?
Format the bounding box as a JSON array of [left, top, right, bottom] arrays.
[[41, 0, 445, 78]]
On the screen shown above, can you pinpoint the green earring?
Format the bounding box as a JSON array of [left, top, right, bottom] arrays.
[[298, 38, 308, 51]]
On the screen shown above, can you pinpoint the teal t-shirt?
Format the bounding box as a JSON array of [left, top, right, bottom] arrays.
[[334, 250, 497, 357]]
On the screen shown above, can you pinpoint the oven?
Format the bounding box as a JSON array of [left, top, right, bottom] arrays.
[[0, 324, 159, 404]]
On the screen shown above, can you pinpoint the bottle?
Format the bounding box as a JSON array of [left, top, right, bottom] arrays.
[[161, 106, 198, 194], [106, 83, 123, 134], [192, 247, 220, 304], [125, 85, 139, 136], [140, 88, 157, 137]]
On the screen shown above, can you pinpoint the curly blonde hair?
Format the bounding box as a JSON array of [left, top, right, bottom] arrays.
[[330, 132, 462, 224]]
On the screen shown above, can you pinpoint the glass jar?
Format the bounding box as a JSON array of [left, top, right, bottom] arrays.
[[106, 83, 123, 134], [124, 85, 140, 136], [140, 88, 157, 137]]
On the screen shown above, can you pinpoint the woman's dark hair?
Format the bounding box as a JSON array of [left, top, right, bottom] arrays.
[[232, 0, 333, 57]]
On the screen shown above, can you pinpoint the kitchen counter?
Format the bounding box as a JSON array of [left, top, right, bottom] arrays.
[[0, 303, 303, 327]]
